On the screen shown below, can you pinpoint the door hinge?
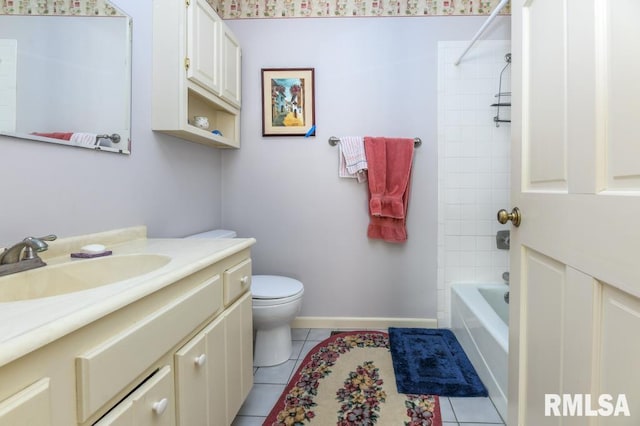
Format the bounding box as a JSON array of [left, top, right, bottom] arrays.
[[185, 57, 190, 71]]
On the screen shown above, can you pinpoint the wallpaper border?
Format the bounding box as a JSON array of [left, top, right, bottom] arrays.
[[216, 0, 510, 19], [1, 0, 509, 18]]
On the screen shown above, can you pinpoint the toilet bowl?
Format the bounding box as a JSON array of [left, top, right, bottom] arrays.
[[185, 229, 304, 367], [251, 275, 304, 366]]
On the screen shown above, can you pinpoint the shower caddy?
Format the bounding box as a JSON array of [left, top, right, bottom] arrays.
[[491, 53, 511, 127]]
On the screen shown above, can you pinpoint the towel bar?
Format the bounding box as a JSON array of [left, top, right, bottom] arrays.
[[97, 133, 121, 144], [328, 136, 421, 147]]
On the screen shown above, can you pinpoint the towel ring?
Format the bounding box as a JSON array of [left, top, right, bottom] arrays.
[[328, 136, 421, 147]]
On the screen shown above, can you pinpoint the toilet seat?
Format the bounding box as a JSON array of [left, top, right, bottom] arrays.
[[251, 275, 304, 306]]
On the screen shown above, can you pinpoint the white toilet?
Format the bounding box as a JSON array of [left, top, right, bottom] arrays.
[[186, 229, 304, 367]]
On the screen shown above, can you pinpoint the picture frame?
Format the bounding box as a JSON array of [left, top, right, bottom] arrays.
[[261, 68, 315, 137]]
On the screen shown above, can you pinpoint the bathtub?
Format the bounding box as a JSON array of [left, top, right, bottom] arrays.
[[451, 282, 508, 421]]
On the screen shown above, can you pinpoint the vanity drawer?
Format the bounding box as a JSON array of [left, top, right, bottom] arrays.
[[93, 365, 174, 426], [76, 275, 222, 422], [223, 258, 251, 306]]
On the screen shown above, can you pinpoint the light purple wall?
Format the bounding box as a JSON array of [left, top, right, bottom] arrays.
[[222, 16, 511, 319], [0, 0, 224, 246], [0, 5, 510, 321]]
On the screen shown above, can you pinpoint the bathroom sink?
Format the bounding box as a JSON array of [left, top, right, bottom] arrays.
[[0, 254, 171, 302]]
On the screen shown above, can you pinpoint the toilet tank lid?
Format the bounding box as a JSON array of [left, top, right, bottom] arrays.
[[252, 275, 304, 299], [186, 229, 237, 239]]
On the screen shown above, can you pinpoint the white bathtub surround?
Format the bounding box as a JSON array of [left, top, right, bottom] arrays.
[[437, 40, 511, 327], [451, 282, 508, 421]]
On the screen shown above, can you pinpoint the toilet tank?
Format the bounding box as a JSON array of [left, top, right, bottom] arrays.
[[185, 229, 237, 239]]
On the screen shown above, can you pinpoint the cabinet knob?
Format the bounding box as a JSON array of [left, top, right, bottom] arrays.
[[194, 353, 207, 367], [240, 276, 250, 285], [152, 398, 169, 415]]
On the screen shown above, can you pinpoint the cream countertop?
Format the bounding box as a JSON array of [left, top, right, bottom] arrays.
[[0, 227, 255, 368]]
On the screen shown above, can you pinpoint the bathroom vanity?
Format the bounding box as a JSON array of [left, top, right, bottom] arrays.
[[0, 227, 255, 425]]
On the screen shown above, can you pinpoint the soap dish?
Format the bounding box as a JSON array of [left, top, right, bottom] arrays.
[[70, 250, 113, 259]]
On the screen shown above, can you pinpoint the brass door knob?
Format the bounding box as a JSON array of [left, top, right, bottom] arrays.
[[497, 207, 521, 227]]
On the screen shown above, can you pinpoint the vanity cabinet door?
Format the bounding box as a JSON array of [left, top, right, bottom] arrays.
[[174, 333, 207, 425], [0, 378, 52, 426], [174, 291, 252, 425], [224, 292, 253, 420], [94, 366, 174, 426], [186, 0, 221, 95], [220, 22, 241, 109], [204, 315, 228, 426], [174, 314, 226, 426]]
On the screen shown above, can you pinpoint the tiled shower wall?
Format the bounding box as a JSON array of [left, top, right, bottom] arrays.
[[437, 40, 511, 327]]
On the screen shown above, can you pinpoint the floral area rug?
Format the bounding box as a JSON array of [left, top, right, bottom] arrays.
[[263, 331, 442, 426]]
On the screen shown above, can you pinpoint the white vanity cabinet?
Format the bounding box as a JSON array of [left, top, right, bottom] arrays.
[[152, 0, 242, 148], [0, 236, 254, 426], [174, 262, 253, 425]]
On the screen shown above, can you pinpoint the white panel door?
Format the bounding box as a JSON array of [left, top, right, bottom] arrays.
[[510, 0, 640, 424], [220, 23, 241, 108], [186, 0, 221, 95]]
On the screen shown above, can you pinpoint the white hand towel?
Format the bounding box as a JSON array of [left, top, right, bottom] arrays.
[[70, 132, 98, 147], [338, 136, 368, 182]]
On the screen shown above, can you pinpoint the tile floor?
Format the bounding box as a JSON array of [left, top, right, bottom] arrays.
[[232, 328, 505, 426]]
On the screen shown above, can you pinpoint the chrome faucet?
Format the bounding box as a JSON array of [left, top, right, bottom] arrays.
[[0, 235, 57, 264], [0, 235, 57, 276]]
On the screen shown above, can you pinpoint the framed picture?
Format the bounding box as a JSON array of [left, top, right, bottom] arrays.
[[261, 68, 315, 137]]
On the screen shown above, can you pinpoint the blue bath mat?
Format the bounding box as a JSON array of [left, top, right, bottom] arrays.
[[388, 327, 488, 397]]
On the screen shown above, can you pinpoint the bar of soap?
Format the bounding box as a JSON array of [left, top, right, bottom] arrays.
[[81, 244, 107, 254]]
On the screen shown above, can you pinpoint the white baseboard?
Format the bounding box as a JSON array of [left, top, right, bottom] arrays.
[[291, 316, 438, 330]]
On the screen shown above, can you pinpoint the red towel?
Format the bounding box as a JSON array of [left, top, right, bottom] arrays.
[[364, 137, 414, 243], [31, 132, 73, 141]]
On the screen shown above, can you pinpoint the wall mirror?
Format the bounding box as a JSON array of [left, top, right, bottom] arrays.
[[0, 5, 132, 154]]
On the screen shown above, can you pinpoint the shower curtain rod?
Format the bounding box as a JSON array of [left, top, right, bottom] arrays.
[[454, 0, 510, 66]]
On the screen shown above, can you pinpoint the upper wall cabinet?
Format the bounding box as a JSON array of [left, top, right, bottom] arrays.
[[152, 0, 242, 148]]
